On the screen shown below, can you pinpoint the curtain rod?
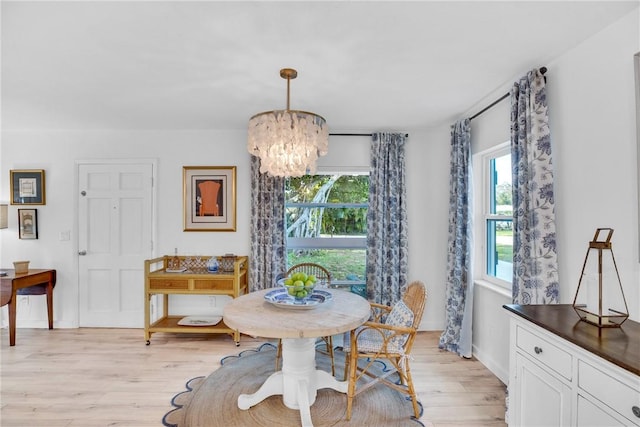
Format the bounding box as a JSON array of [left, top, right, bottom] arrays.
[[330, 133, 409, 137], [469, 66, 547, 121]]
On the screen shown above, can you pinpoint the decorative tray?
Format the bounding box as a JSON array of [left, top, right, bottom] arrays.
[[165, 267, 187, 273], [264, 288, 333, 310], [177, 316, 222, 326]]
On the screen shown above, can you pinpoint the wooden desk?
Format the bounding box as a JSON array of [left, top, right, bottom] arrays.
[[0, 269, 56, 346], [223, 288, 370, 427]]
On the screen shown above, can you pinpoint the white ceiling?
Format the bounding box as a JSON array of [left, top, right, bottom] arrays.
[[2, 1, 638, 132]]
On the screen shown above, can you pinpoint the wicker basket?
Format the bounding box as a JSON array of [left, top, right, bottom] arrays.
[[13, 260, 30, 274], [220, 254, 236, 272]]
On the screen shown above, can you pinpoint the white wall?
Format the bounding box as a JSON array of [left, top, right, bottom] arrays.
[[0, 128, 451, 331], [469, 9, 639, 384], [551, 10, 639, 314], [406, 127, 451, 330], [1, 130, 253, 326]]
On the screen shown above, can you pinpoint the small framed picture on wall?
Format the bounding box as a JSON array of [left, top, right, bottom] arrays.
[[18, 209, 38, 239], [10, 169, 46, 205]]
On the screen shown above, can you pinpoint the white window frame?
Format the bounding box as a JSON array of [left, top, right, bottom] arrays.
[[474, 141, 512, 291]]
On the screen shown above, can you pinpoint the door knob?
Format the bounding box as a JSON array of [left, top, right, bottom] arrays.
[[78, 250, 87, 256]]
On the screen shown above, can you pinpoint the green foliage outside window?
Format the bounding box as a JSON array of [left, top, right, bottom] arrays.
[[285, 175, 369, 237], [285, 175, 369, 282]]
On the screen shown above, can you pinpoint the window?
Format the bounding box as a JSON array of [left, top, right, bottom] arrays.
[[479, 144, 513, 286], [285, 174, 368, 287]]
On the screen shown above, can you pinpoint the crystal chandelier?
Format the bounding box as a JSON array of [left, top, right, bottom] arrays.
[[247, 68, 329, 177]]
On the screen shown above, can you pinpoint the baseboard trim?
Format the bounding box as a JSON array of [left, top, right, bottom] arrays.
[[472, 342, 509, 384]]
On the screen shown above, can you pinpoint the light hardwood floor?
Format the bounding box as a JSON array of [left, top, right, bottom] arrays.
[[0, 328, 507, 426]]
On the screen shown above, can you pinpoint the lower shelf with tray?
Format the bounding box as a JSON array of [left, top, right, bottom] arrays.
[[147, 316, 234, 343]]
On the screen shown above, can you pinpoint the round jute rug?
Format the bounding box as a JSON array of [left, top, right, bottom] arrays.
[[163, 343, 425, 427]]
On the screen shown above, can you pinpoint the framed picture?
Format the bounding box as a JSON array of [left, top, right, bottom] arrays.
[[183, 166, 236, 231], [10, 169, 46, 205], [18, 209, 38, 239]]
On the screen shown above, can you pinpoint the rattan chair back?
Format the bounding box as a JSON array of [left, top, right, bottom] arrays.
[[286, 263, 331, 286], [402, 280, 427, 331]]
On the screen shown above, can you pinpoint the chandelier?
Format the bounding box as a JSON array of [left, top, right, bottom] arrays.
[[247, 68, 329, 177]]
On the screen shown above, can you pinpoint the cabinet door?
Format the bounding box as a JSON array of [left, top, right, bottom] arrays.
[[514, 353, 572, 427], [577, 394, 629, 427]]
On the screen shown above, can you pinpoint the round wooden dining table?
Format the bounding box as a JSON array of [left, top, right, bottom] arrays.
[[223, 287, 370, 427]]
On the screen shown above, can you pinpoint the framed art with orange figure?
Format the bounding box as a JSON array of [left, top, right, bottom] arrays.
[[183, 166, 236, 231]]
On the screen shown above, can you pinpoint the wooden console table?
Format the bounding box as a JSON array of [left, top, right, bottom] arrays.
[[0, 269, 56, 346], [144, 255, 248, 345]]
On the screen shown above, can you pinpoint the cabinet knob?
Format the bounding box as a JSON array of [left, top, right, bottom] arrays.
[[534, 346, 543, 354], [632, 405, 640, 418]]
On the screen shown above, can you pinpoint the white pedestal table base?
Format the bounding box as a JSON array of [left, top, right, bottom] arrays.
[[237, 337, 346, 427]]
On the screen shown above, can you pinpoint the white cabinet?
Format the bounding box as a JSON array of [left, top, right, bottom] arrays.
[[514, 351, 572, 426], [504, 304, 640, 427]]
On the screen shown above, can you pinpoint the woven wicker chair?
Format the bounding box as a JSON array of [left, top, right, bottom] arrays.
[[275, 263, 335, 376], [343, 280, 427, 420]]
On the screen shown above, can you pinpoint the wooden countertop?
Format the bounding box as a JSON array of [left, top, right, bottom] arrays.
[[223, 288, 370, 340], [503, 304, 640, 376]]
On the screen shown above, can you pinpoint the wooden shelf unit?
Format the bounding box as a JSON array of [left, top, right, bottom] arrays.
[[144, 255, 248, 345]]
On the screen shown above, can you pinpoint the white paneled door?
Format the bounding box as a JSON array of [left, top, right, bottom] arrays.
[[78, 162, 154, 327]]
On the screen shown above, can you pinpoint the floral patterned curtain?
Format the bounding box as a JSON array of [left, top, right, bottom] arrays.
[[366, 132, 408, 307], [249, 155, 287, 291], [510, 69, 559, 304], [438, 119, 474, 358]]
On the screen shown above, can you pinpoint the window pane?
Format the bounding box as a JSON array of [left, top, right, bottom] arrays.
[[285, 175, 368, 238], [486, 219, 513, 281], [285, 174, 368, 285], [486, 152, 513, 283], [285, 206, 368, 238], [490, 154, 512, 215]]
